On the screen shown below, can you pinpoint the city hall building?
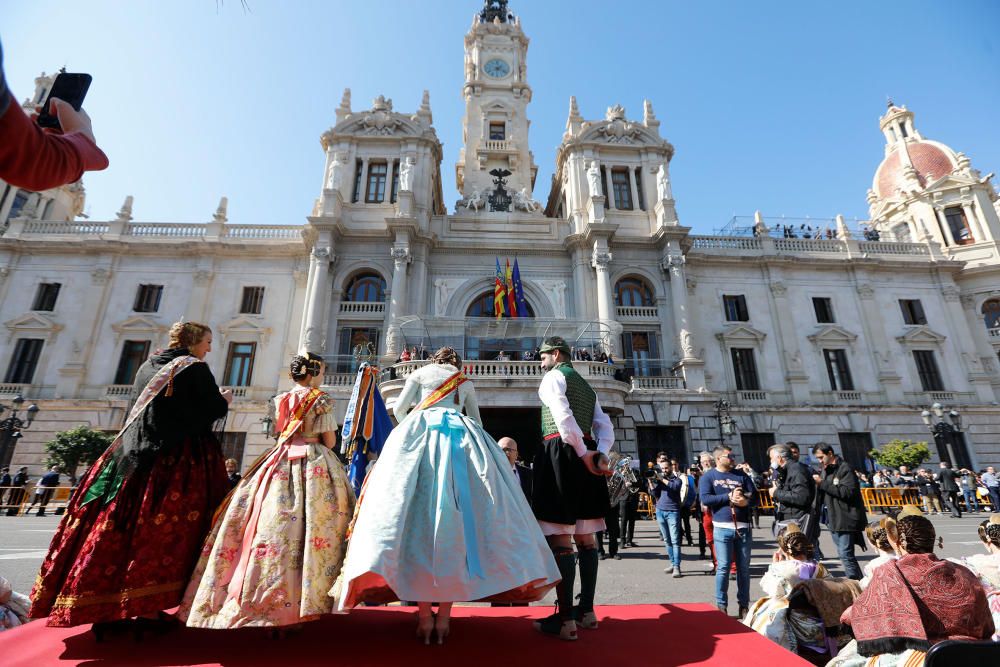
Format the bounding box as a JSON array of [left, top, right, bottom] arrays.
[[2, 1, 999, 475]]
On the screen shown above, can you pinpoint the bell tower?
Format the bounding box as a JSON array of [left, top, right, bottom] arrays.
[[455, 1, 539, 213]]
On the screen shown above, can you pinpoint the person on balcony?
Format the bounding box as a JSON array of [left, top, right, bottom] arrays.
[[531, 336, 615, 641], [334, 347, 559, 645]]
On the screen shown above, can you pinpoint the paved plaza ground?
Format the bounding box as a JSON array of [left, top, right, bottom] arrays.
[[2, 512, 993, 611]]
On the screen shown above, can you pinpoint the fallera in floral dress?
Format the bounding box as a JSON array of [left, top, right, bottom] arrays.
[[180, 385, 356, 628]]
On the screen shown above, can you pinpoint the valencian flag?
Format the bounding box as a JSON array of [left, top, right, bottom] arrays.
[[340, 363, 393, 495], [505, 258, 518, 318], [512, 257, 528, 317], [494, 257, 506, 319]]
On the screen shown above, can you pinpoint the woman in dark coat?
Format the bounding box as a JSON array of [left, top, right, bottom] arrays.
[[29, 322, 231, 633]]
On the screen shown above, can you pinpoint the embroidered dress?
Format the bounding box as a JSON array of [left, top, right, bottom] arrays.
[[950, 552, 1000, 642], [181, 386, 355, 628], [334, 363, 560, 608], [29, 348, 229, 627], [743, 559, 828, 653]]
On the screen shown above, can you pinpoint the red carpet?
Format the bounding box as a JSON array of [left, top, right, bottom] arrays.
[[0, 604, 811, 666]]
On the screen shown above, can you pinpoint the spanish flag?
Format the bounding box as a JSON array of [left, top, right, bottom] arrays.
[[494, 257, 506, 319], [505, 258, 518, 318]]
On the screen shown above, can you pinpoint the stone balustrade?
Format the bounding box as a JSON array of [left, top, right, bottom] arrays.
[[339, 301, 386, 315], [616, 305, 659, 319], [630, 376, 685, 390]]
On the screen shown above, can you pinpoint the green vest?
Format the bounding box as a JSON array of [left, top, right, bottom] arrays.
[[541, 363, 597, 438]]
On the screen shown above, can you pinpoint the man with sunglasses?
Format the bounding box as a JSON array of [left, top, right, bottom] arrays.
[[698, 446, 756, 618]]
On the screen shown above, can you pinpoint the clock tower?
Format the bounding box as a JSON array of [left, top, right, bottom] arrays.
[[455, 1, 539, 212]]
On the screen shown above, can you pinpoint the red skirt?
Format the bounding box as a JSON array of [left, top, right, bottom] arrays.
[[29, 435, 227, 627]]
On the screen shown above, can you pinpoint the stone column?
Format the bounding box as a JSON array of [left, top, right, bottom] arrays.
[[571, 247, 590, 319], [854, 282, 903, 403], [627, 167, 639, 211], [945, 288, 996, 402], [963, 203, 983, 243], [300, 244, 334, 353], [591, 244, 620, 356], [385, 245, 411, 358], [357, 158, 370, 203], [767, 279, 811, 403], [664, 247, 706, 390]]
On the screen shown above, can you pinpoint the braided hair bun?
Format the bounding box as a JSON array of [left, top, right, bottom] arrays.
[[431, 346, 462, 369], [978, 514, 1000, 549], [290, 352, 324, 381]]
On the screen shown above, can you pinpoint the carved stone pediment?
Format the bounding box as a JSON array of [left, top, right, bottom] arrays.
[[219, 315, 272, 344], [807, 324, 858, 346], [571, 105, 670, 152], [110, 314, 168, 337], [895, 325, 946, 345], [5, 312, 63, 335], [716, 324, 767, 344]]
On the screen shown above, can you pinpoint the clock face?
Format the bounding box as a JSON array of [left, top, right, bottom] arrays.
[[483, 58, 511, 78]]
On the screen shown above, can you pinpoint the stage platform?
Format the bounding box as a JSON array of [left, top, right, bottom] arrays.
[[0, 603, 811, 666]]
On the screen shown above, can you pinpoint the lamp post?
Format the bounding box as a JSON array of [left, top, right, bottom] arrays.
[[714, 398, 736, 444], [920, 402, 965, 468], [0, 395, 40, 469]]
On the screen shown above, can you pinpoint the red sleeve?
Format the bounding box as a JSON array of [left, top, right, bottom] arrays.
[[0, 91, 108, 191]]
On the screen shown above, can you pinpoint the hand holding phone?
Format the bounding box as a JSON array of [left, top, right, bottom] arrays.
[[36, 72, 92, 131]]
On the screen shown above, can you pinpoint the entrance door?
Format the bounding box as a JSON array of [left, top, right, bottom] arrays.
[[479, 408, 542, 465], [636, 426, 687, 470]]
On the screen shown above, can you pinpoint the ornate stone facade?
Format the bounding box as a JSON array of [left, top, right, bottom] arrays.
[[1, 2, 999, 474]]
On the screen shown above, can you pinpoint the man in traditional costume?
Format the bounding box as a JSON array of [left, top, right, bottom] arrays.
[[532, 336, 615, 641]]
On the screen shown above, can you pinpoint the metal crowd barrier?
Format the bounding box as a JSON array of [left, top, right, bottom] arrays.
[[0, 484, 76, 516]]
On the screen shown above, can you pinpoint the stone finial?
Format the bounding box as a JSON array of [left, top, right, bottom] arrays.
[[115, 195, 134, 222], [335, 88, 352, 124], [565, 96, 583, 136], [643, 99, 659, 130], [417, 89, 433, 124], [835, 214, 851, 240], [213, 197, 228, 224]]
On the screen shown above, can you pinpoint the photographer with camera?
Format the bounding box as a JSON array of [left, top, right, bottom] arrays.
[[648, 452, 685, 577]]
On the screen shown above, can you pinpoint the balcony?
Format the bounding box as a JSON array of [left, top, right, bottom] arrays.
[[339, 301, 386, 316], [322, 372, 359, 389], [377, 360, 631, 412], [630, 376, 685, 391], [616, 305, 659, 320], [481, 139, 514, 152], [989, 327, 1000, 339], [904, 391, 977, 404], [0, 383, 27, 397], [104, 385, 132, 398], [735, 390, 770, 403]]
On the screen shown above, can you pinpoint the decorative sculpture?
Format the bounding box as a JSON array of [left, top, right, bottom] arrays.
[[656, 164, 673, 201], [587, 162, 602, 197], [487, 168, 513, 212], [399, 156, 415, 192]]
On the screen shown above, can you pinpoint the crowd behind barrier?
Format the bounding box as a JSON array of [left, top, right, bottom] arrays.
[[0, 484, 76, 516]]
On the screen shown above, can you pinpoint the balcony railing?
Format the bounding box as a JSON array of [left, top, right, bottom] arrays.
[[340, 301, 386, 315], [322, 373, 358, 388], [616, 305, 659, 319], [736, 390, 769, 402], [630, 376, 685, 390], [989, 327, 1000, 339], [221, 386, 248, 400], [689, 235, 934, 259], [0, 383, 27, 397], [104, 384, 132, 398], [904, 391, 977, 404], [481, 139, 513, 152], [380, 360, 625, 383]]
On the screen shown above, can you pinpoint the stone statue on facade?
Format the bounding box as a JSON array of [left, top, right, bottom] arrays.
[[513, 187, 541, 212], [656, 164, 672, 201], [457, 188, 485, 212], [586, 162, 602, 197], [325, 153, 345, 191], [679, 328, 694, 358], [399, 156, 415, 192]]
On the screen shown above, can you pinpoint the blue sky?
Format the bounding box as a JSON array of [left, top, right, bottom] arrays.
[[4, 1, 999, 233]]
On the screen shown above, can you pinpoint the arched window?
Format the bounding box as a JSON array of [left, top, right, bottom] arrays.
[[465, 291, 534, 318], [614, 276, 654, 307], [983, 299, 1000, 329], [344, 272, 386, 302]]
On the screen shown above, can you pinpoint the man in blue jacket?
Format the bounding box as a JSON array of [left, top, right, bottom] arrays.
[[698, 446, 755, 618]]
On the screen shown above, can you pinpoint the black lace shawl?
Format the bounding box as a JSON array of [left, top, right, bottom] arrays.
[[113, 347, 230, 477]]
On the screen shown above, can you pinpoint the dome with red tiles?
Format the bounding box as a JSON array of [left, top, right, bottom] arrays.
[[873, 141, 955, 199]]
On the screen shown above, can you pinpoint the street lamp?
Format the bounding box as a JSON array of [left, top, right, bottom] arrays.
[[0, 395, 40, 469], [714, 399, 736, 442], [920, 403, 965, 467]]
